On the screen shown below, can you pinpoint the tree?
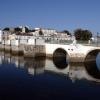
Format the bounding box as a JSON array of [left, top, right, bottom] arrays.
[[30, 29, 35, 32], [14, 27, 22, 32], [39, 29, 43, 35], [63, 30, 71, 35], [3, 27, 10, 31], [25, 27, 30, 33], [74, 29, 92, 41]]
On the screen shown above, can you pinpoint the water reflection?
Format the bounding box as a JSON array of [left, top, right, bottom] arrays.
[[84, 53, 100, 80], [0, 52, 45, 76], [0, 51, 100, 83], [96, 53, 100, 71], [24, 57, 45, 75], [68, 62, 86, 83], [53, 56, 68, 69]]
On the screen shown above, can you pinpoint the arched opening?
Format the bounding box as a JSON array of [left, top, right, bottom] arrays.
[[84, 49, 100, 79], [85, 49, 100, 62], [84, 61, 100, 79], [53, 48, 69, 69]]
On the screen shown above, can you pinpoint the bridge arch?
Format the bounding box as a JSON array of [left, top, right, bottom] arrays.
[[85, 49, 100, 62], [53, 48, 69, 69], [84, 60, 100, 80], [53, 48, 69, 58]]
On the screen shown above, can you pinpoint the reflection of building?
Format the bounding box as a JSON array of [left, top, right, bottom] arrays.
[[68, 63, 100, 83], [11, 56, 24, 68], [24, 58, 45, 76], [4, 53, 11, 63], [45, 59, 69, 75], [0, 51, 4, 64], [0, 51, 100, 83], [28, 67, 45, 76], [45, 60, 100, 83], [9, 55, 46, 76], [0, 51, 46, 76], [68, 64, 87, 83]]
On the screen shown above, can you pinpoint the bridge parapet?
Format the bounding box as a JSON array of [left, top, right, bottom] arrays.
[[1, 41, 100, 62], [45, 43, 100, 62]]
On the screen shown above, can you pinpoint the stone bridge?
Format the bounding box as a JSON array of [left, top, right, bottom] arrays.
[[45, 43, 100, 62], [1, 39, 100, 62], [8, 41, 100, 62]]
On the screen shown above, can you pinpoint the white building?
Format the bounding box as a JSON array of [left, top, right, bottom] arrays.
[[0, 30, 3, 43], [32, 28, 57, 36], [41, 28, 57, 36]]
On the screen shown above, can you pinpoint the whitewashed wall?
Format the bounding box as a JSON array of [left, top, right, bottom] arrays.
[[0, 30, 3, 43]]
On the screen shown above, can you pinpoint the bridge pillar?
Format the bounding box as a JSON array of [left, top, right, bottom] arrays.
[[23, 45, 46, 58], [69, 54, 86, 62]]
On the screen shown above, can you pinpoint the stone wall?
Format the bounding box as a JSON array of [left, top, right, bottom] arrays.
[[24, 45, 46, 57]]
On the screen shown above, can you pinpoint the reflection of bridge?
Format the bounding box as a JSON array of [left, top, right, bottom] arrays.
[[0, 52, 100, 83]]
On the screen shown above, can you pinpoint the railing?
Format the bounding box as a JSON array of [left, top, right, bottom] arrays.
[[1, 35, 100, 47], [45, 39, 100, 47], [76, 40, 100, 47]]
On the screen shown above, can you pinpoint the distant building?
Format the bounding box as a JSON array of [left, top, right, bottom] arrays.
[[32, 28, 57, 37], [0, 30, 3, 43], [41, 28, 57, 36], [1, 26, 74, 44], [55, 31, 72, 41]]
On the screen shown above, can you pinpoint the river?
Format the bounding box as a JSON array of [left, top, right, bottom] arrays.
[[0, 51, 100, 100]]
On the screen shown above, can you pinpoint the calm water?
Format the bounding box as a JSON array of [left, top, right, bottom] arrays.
[[0, 52, 100, 100]]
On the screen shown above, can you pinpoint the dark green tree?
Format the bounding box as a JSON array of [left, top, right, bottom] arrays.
[[30, 29, 35, 32], [63, 30, 71, 35], [74, 29, 92, 41], [3, 27, 10, 31], [39, 29, 43, 35], [25, 27, 30, 33], [14, 27, 22, 32]]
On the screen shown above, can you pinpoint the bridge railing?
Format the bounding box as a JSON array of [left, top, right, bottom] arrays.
[[76, 40, 100, 47], [15, 35, 100, 47], [45, 39, 73, 45], [45, 39, 100, 47], [23, 35, 100, 47]]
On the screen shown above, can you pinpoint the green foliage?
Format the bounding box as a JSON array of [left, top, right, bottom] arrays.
[[25, 27, 30, 33], [14, 27, 22, 32], [39, 30, 43, 35], [3, 27, 10, 31], [63, 30, 71, 35], [74, 29, 92, 41]]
